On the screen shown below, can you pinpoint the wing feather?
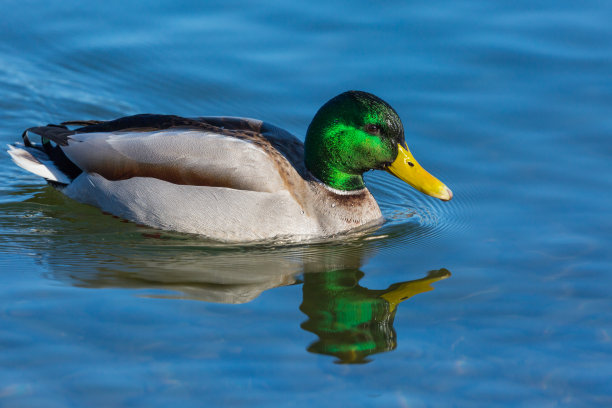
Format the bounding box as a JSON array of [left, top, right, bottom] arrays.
[[61, 129, 288, 193]]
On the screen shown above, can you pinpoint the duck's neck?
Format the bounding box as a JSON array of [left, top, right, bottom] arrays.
[[304, 131, 365, 192], [307, 163, 365, 191]]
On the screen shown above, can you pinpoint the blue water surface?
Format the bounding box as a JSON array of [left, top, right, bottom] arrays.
[[1, 0, 611, 406]]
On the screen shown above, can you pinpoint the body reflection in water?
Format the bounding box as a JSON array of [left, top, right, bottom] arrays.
[[300, 269, 449, 364]]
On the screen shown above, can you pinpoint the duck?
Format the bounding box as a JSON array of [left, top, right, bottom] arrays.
[[8, 91, 452, 242]]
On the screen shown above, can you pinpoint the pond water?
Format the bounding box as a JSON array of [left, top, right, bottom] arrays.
[[1, 0, 611, 406]]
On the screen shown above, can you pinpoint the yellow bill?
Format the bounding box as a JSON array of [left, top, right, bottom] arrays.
[[386, 144, 453, 201]]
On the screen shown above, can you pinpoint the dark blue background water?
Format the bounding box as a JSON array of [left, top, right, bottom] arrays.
[[1, 1, 611, 406]]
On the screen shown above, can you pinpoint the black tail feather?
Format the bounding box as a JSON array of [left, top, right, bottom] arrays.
[[25, 124, 74, 146]]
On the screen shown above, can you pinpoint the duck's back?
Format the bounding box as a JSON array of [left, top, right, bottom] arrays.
[[55, 115, 304, 193]]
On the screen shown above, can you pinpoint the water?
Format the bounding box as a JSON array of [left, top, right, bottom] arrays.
[[1, 0, 611, 406]]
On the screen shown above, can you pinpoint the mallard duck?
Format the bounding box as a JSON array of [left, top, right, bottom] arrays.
[[8, 91, 452, 242]]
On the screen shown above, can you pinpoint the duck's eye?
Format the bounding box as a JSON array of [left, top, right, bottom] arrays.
[[365, 124, 381, 135]]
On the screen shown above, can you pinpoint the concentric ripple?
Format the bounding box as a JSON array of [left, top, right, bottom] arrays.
[[365, 170, 475, 251]]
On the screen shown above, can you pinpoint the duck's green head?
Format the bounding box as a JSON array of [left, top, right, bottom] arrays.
[[304, 91, 452, 200]]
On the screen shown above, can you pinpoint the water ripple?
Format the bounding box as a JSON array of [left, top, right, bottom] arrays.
[[366, 171, 475, 252]]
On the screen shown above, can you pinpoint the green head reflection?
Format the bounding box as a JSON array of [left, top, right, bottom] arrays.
[[300, 268, 450, 364]]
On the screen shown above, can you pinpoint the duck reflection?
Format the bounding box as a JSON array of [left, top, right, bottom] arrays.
[[49, 237, 450, 363], [301, 268, 449, 364]]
